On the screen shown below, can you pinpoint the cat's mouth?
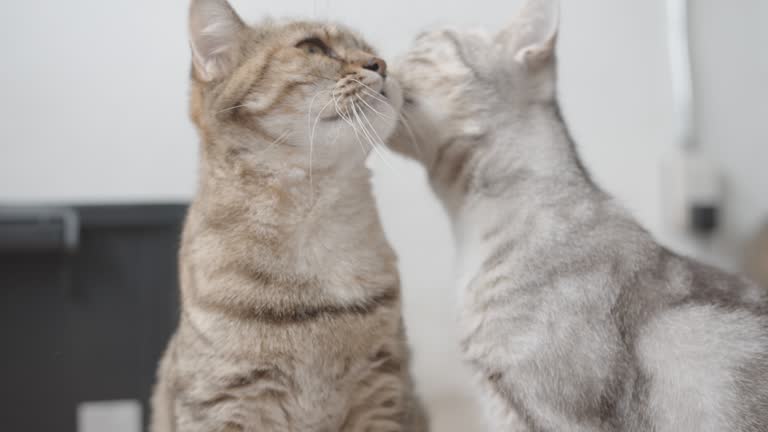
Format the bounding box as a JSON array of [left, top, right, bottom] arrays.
[[322, 83, 392, 122]]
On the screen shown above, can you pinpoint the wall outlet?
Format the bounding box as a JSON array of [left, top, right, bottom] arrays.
[[661, 151, 724, 235]]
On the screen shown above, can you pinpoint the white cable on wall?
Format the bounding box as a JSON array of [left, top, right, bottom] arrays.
[[665, 0, 696, 151]]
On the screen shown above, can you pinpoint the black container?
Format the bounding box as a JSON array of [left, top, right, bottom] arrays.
[[0, 204, 186, 432]]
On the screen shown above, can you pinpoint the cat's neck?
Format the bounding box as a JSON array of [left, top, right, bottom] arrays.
[[192, 146, 394, 275], [489, 103, 596, 194], [433, 102, 597, 217], [182, 143, 399, 327], [198, 156, 375, 228], [437, 102, 608, 247]]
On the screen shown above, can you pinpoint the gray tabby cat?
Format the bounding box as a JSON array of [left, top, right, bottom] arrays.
[[387, 0, 768, 430]]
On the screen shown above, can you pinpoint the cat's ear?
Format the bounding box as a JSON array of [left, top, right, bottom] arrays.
[[189, 0, 245, 82], [500, 0, 560, 66]]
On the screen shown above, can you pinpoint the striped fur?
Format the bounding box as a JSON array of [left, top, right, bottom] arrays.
[[388, 0, 768, 430], [150, 1, 427, 431]]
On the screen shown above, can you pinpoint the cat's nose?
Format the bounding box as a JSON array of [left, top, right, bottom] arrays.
[[363, 57, 387, 79]]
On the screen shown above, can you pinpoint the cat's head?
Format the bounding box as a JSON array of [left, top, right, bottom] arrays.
[[389, 0, 559, 165], [189, 0, 402, 176]]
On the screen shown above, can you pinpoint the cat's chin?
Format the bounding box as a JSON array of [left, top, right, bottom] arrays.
[[316, 80, 403, 135], [381, 78, 404, 114]]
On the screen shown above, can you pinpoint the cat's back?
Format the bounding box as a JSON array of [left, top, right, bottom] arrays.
[[635, 255, 768, 432]]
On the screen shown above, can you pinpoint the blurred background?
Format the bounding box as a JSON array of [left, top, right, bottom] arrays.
[[1, 1, 766, 431]]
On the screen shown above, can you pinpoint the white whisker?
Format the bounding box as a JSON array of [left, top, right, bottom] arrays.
[[307, 90, 330, 136], [311, 98, 335, 144], [308, 96, 335, 205], [349, 79, 390, 105], [258, 130, 291, 154], [216, 103, 250, 115], [349, 121, 370, 158], [352, 104, 394, 169], [335, 96, 368, 157], [358, 87, 424, 158], [331, 90, 354, 124], [357, 103, 390, 152], [358, 87, 396, 112], [307, 90, 325, 205], [330, 92, 374, 161], [356, 94, 393, 120], [396, 111, 424, 158]]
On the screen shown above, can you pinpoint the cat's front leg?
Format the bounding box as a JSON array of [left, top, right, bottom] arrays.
[[340, 405, 406, 432], [341, 372, 424, 432], [476, 373, 531, 432], [340, 393, 408, 432]]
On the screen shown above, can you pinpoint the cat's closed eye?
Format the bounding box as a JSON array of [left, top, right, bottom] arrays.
[[296, 37, 331, 56]]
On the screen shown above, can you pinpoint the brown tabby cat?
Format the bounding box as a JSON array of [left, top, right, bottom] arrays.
[[150, 1, 427, 431]]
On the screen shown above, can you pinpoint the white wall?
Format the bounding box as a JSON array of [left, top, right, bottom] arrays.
[[0, 1, 198, 203], [681, 0, 768, 268], [1, 1, 765, 430]]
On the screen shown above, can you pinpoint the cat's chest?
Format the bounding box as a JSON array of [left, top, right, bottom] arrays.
[[455, 233, 492, 301], [459, 274, 607, 374], [456, 233, 614, 367], [453, 201, 536, 298]]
